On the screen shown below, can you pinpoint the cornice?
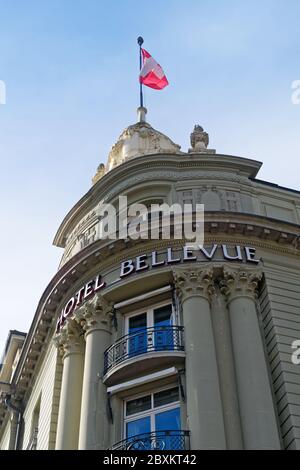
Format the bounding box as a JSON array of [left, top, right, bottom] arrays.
[[53, 153, 262, 247]]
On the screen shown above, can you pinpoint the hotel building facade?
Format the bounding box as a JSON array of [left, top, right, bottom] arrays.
[[1, 110, 300, 450]]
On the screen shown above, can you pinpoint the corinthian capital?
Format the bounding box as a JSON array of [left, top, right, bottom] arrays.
[[173, 267, 214, 303], [220, 267, 262, 304], [53, 319, 84, 359], [75, 294, 113, 335]]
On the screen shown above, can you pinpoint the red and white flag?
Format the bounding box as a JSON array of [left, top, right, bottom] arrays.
[[139, 49, 169, 90]]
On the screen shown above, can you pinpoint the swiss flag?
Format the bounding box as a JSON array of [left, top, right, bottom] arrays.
[[139, 48, 169, 90]]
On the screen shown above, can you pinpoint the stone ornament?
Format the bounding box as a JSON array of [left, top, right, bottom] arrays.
[[220, 267, 263, 304], [189, 125, 216, 154], [106, 121, 181, 171], [74, 294, 113, 334], [173, 267, 215, 303], [92, 163, 106, 185], [53, 319, 84, 359]]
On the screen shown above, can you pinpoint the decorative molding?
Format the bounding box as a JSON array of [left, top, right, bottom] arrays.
[[173, 267, 214, 303], [220, 267, 263, 304], [101, 170, 250, 203], [53, 319, 84, 359], [178, 186, 228, 211], [53, 154, 263, 247], [74, 294, 113, 335]]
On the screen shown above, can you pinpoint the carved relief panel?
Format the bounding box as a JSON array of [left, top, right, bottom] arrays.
[[61, 209, 100, 266], [79, 223, 98, 250], [226, 191, 242, 212], [177, 186, 243, 213]]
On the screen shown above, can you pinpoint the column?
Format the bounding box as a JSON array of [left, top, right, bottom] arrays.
[[54, 320, 85, 450], [174, 268, 226, 450], [221, 267, 281, 449], [210, 286, 243, 449], [78, 295, 112, 450]]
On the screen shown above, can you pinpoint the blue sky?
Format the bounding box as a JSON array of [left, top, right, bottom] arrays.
[[0, 0, 299, 350]]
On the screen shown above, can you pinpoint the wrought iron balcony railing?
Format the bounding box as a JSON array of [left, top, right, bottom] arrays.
[[110, 430, 190, 451], [104, 325, 184, 375], [26, 427, 38, 450]]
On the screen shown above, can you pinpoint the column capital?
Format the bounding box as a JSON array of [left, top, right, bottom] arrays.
[[75, 294, 113, 336], [220, 266, 263, 305], [54, 319, 84, 359], [173, 267, 214, 303]]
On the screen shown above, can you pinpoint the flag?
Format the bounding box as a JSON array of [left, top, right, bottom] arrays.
[[139, 48, 169, 90]]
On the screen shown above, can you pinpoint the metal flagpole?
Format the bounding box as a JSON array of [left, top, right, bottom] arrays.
[[137, 36, 144, 108]]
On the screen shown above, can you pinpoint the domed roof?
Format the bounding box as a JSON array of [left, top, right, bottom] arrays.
[[92, 107, 182, 183]]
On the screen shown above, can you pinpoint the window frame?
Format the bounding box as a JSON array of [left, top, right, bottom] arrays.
[[124, 300, 178, 337], [123, 384, 181, 439]]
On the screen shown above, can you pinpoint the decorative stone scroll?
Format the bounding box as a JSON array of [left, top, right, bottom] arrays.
[[53, 319, 84, 359], [173, 267, 215, 303], [74, 294, 113, 335], [220, 267, 263, 305]]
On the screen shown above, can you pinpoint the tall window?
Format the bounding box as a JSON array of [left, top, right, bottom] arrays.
[[27, 395, 40, 450], [124, 386, 182, 450], [125, 303, 176, 357]]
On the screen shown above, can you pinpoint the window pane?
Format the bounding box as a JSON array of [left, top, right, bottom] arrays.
[[155, 407, 181, 431], [155, 408, 182, 450], [154, 387, 179, 408], [126, 395, 151, 416], [126, 416, 151, 438], [154, 305, 172, 327], [128, 313, 148, 357], [154, 305, 174, 351], [129, 313, 147, 332]]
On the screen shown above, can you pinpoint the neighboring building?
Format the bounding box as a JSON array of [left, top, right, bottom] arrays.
[[0, 331, 26, 450], [1, 108, 300, 450]]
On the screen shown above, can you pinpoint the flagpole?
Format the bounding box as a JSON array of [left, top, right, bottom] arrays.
[[137, 36, 144, 108]]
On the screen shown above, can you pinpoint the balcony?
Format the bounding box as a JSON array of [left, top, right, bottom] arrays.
[[26, 427, 38, 450], [103, 326, 185, 385], [110, 430, 190, 450]]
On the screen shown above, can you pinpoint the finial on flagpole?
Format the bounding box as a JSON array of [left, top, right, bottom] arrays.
[[137, 36, 144, 46]]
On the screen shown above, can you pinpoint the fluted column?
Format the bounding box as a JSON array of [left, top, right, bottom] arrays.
[[54, 320, 85, 450], [77, 295, 113, 450], [221, 267, 281, 449], [174, 268, 226, 450]]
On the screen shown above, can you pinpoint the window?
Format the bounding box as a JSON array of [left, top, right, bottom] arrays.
[[125, 303, 177, 357], [124, 386, 182, 450], [104, 300, 184, 375], [27, 396, 41, 450]]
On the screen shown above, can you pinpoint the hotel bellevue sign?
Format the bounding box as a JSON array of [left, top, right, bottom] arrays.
[[56, 244, 260, 331]]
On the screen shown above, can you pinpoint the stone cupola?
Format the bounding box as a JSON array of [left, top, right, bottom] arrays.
[[92, 107, 181, 183]]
